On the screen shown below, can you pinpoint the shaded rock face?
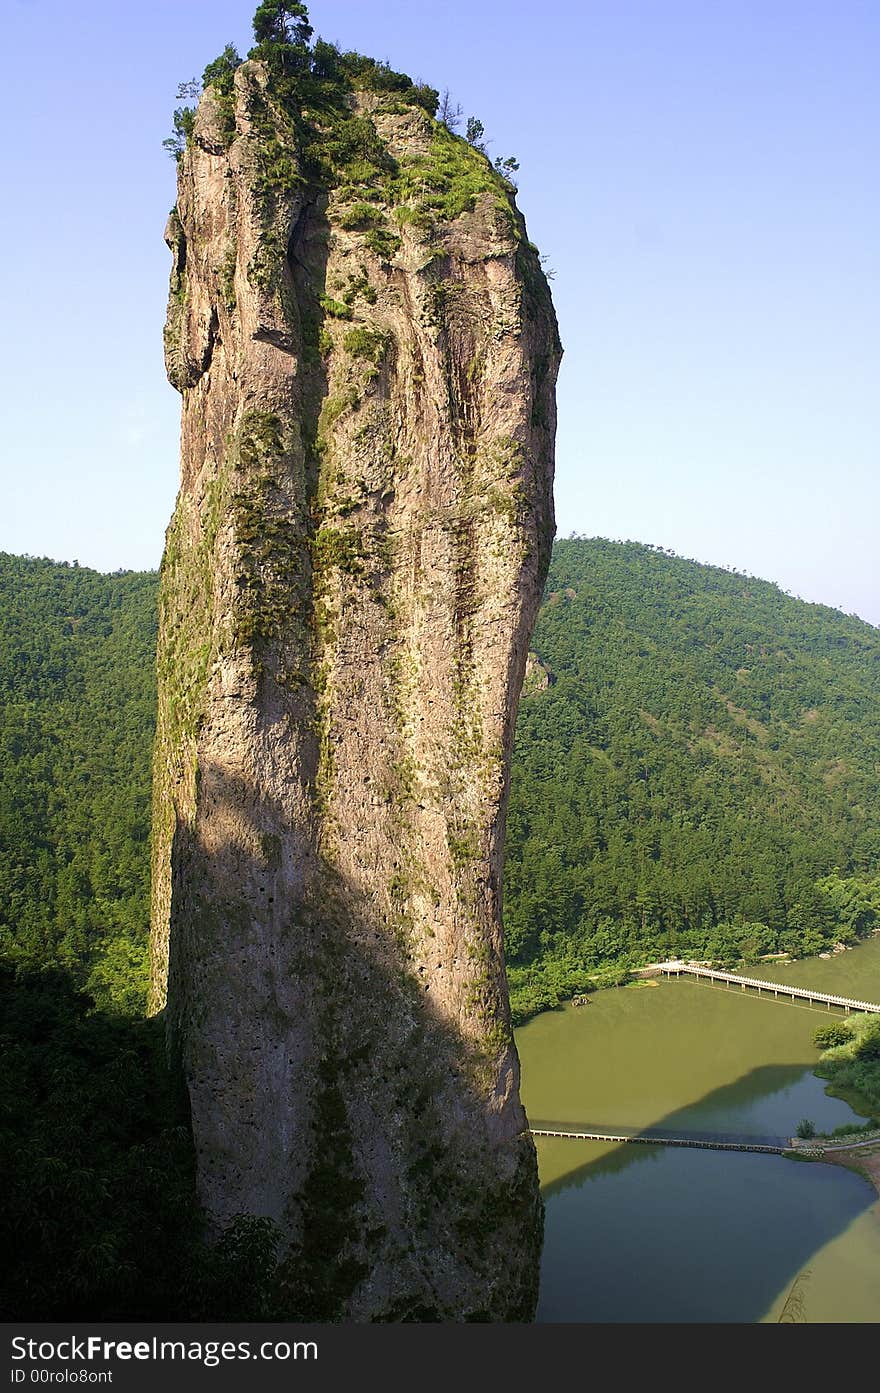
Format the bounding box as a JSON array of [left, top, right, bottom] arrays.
[[150, 57, 560, 1321]]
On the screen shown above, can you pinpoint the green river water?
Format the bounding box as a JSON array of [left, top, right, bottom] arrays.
[[515, 935, 880, 1323]]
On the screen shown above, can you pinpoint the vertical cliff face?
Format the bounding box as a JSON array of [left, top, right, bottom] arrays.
[[150, 47, 560, 1321]]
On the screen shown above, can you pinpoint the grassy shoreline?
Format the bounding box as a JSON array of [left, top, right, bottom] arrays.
[[812, 1011, 880, 1116], [511, 936, 880, 1029]]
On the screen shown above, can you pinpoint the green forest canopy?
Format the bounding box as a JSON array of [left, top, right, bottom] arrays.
[[0, 555, 155, 1011], [505, 538, 880, 1020], [1, 539, 879, 1025]]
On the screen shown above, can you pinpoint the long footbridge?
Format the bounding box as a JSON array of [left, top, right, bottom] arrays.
[[530, 1121, 786, 1154], [654, 961, 880, 1014], [529, 964, 880, 1156]]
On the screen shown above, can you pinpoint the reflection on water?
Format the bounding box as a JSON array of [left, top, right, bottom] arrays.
[[516, 937, 880, 1322], [537, 1141, 875, 1323]]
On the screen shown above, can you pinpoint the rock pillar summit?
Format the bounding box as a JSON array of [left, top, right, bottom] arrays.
[[150, 35, 560, 1321]]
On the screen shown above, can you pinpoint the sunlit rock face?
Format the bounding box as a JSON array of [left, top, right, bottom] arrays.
[[150, 54, 560, 1320]]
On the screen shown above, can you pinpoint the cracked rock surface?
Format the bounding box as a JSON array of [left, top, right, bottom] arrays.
[[150, 56, 560, 1320]]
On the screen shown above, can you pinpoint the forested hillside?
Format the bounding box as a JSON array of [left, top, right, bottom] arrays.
[[1, 542, 879, 1024], [0, 554, 156, 1010], [505, 538, 880, 1019]]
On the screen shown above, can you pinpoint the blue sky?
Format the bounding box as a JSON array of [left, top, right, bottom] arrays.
[[3, 0, 878, 624]]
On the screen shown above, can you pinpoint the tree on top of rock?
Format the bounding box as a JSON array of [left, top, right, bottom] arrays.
[[251, 1, 313, 50]]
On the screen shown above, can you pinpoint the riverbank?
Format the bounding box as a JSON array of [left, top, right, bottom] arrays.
[[509, 931, 880, 1027], [517, 942, 880, 1322], [824, 1140, 880, 1197]]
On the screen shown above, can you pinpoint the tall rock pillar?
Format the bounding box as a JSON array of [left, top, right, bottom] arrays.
[[150, 50, 560, 1320]]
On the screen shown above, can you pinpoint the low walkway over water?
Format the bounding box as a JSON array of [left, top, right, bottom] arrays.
[[652, 961, 880, 1014], [530, 1121, 785, 1154]]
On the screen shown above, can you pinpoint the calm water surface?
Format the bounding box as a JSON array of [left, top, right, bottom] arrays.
[[516, 936, 880, 1322]]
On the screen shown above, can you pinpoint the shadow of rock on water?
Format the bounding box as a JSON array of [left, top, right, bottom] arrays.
[[533, 1063, 877, 1323]]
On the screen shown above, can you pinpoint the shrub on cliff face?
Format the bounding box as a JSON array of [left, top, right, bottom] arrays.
[[162, 95, 197, 161], [167, 0, 442, 177], [202, 44, 242, 94]]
